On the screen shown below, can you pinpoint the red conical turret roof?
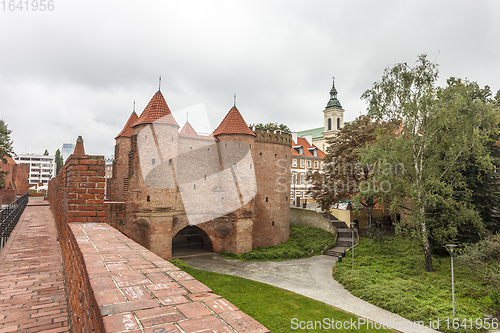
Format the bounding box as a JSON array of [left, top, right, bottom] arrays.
[[133, 90, 179, 127], [212, 106, 255, 137], [115, 111, 139, 139], [179, 122, 197, 135]]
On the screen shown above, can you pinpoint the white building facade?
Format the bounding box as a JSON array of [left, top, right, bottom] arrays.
[[13, 154, 56, 187]]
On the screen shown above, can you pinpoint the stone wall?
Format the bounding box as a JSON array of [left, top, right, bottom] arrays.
[[48, 150, 106, 332], [290, 207, 337, 238]]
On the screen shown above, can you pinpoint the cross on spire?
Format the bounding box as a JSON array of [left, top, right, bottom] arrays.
[[159, 75, 161, 90]]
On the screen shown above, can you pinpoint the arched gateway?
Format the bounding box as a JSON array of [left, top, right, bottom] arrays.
[[172, 225, 213, 257]]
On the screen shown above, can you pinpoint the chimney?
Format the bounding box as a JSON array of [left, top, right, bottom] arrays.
[[292, 132, 297, 144]]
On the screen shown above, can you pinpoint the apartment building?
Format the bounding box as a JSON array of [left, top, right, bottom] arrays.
[[13, 154, 56, 186]]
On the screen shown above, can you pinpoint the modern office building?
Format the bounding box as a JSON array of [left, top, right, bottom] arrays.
[[62, 143, 76, 162]]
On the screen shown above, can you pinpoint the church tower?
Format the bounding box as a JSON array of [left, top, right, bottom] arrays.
[[322, 77, 344, 150]]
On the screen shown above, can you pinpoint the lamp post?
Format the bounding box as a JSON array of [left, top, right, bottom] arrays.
[[446, 244, 457, 317], [351, 221, 356, 270]]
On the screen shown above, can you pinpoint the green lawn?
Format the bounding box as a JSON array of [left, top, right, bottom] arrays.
[[333, 237, 499, 333], [221, 225, 336, 261], [171, 260, 395, 333]]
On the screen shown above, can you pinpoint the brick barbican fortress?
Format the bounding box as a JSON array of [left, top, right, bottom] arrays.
[[105, 89, 292, 259]]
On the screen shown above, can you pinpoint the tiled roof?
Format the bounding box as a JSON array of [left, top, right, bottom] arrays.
[[115, 111, 139, 139], [179, 122, 197, 135], [133, 90, 179, 127], [291, 137, 325, 159], [178, 121, 215, 141], [213, 106, 256, 137]]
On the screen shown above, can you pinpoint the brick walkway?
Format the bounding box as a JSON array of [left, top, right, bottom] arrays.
[[0, 199, 70, 333]]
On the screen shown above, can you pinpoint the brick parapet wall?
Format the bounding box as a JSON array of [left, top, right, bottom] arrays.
[[48, 152, 269, 332], [69, 223, 269, 333], [48, 152, 106, 332]]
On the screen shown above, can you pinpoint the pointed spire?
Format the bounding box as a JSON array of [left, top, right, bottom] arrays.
[[179, 121, 198, 136], [73, 136, 85, 155], [115, 110, 139, 139], [213, 106, 256, 137], [133, 90, 179, 127], [325, 76, 342, 109], [233, 93, 236, 107], [159, 75, 162, 91]]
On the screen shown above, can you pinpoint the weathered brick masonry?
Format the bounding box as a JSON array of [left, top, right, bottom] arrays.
[[48, 137, 107, 332], [48, 137, 270, 333], [106, 90, 292, 259]]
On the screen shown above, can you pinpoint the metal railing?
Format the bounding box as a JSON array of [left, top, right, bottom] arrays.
[[0, 193, 29, 251]]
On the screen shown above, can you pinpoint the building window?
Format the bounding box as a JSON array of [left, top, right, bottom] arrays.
[[314, 161, 318, 169], [337, 117, 340, 129], [292, 159, 297, 167], [292, 173, 297, 184], [300, 173, 305, 185], [328, 118, 332, 131], [307, 160, 311, 169], [266, 197, 268, 202], [147, 195, 150, 202], [300, 159, 304, 168]]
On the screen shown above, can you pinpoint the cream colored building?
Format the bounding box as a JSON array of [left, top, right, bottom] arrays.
[[297, 78, 345, 152]]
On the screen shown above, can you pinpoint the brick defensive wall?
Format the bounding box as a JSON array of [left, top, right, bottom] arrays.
[[48, 136, 269, 332]]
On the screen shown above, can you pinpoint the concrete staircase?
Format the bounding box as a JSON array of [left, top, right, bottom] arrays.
[[322, 213, 359, 257]]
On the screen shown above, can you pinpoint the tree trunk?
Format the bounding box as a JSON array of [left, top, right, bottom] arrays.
[[420, 207, 434, 272]]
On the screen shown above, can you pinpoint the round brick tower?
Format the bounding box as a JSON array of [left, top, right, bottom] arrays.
[[252, 128, 292, 247]]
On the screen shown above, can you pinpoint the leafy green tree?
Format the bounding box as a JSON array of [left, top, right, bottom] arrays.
[[0, 120, 14, 188], [43, 149, 49, 155], [307, 115, 389, 224], [427, 78, 500, 246], [249, 122, 291, 134], [360, 55, 499, 272], [55, 149, 63, 175]]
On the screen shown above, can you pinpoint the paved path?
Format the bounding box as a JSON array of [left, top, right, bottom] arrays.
[[182, 254, 440, 333], [0, 198, 70, 332]]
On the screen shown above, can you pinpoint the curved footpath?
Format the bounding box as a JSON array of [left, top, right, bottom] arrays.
[[182, 254, 439, 333]]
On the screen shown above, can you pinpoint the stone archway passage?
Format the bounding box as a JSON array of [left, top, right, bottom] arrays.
[[172, 225, 213, 257]]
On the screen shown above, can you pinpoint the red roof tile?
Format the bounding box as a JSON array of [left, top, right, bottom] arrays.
[[291, 137, 325, 158], [115, 112, 139, 139], [179, 122, 197, 135], [134, 90, 179, 127], [212, 106, 255, 137]]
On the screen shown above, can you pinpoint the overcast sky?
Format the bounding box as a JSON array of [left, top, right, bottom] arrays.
[[1, 0, 499, 158]]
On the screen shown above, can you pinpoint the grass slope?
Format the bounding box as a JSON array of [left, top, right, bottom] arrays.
[[333, 237, 499, 333], [171, 260, 394, 333], [221, 225, 336, 261]]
